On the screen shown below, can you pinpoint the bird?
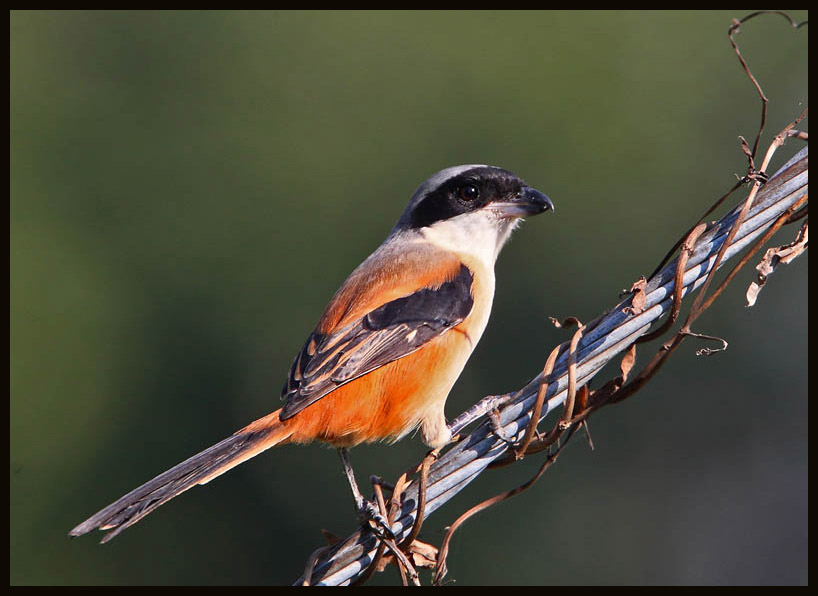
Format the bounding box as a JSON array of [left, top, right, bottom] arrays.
[[69, 164, 554, 543]]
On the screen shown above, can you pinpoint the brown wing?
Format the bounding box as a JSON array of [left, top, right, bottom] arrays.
[[280, 264, 474, 420]]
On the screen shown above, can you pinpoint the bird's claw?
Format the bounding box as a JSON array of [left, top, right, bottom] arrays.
[[488, 407, 518, 447], [356, 497, 395, 540]]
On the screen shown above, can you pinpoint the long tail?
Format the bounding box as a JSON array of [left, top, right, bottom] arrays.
[[69, 409, 293, 543]]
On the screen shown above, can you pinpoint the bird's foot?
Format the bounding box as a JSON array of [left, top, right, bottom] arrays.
[[355, 496, 396, 541], [446, 392, 517, 437], [488, 406, 518, 447]]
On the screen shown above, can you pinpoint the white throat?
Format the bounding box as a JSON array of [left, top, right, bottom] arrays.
[[419, 210, 519, 270]]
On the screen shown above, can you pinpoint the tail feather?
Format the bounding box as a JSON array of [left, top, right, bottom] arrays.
[[69, 409, 292, 543]]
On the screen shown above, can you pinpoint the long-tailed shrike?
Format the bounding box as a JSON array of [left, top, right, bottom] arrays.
[[70, 164, 553, 542]]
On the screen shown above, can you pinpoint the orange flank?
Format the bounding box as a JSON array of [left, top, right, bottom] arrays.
[[280, 328, 470, 447]]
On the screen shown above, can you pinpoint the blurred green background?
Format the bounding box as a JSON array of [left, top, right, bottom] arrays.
[[10, 10, 807, 585]]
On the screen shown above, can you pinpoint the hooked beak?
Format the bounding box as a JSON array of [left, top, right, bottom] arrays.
[[485, 187, 555, 219]]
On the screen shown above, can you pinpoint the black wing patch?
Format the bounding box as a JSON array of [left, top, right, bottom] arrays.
[[280, 264, 474, 420]]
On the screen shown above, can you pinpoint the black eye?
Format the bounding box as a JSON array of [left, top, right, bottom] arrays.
[[458, 184, 479, 202]]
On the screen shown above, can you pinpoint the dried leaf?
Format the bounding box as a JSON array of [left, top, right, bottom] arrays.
[[619, 344, 637, 382], [746, 222, 808, 307], [374, 539, 438, 574], [374, 552, 392, 573], [576, 384, 589, 412], [407, 539, 439, 569], [622, 277, 647, 315], [745, 282, 763, 307], [320, 529, 343, 546], [549, 316, 582, 329]]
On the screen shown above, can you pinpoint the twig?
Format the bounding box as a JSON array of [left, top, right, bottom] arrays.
[[728, 11, 807, 162]]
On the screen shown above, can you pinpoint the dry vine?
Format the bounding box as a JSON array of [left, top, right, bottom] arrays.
[[296, 12, 807, 585]]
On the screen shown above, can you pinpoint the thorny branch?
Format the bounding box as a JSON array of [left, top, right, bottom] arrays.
[[296, 12, 807, 585]]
